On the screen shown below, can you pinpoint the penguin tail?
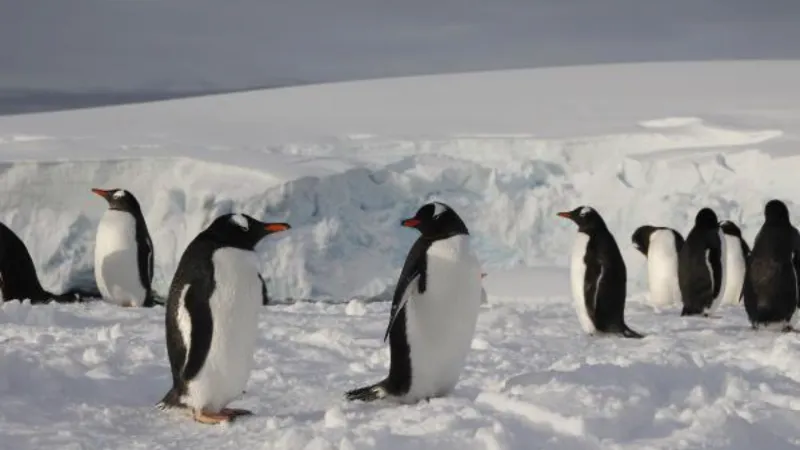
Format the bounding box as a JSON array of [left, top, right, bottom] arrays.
[[55, 288, 102, 303], [156, 387, 187, 411], [345, 382, 388, 403], [621, 326, 645, 339]]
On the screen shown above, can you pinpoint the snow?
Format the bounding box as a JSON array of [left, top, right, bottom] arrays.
[[2, 59, 800, 447]]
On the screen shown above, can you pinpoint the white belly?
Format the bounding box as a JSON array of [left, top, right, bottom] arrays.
[[646, 230, 682, 308], [720, 234, 746, 306], [94, 210, 146, 306], [570, 232, 596, 333], [706, 228, 728, 314], [403, 235, 482, 402], [183, 248, 262, 412]]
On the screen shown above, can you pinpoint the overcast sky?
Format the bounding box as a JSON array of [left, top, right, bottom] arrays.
[[2, 0, 800, 112]]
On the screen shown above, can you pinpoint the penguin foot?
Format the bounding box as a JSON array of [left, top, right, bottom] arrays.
[[345, 383, 388, 402], [193, 409, 234, 425]]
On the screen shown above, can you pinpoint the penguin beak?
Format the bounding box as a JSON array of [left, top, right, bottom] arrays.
[[556, 211, 572, 219], [264, 223, 291, 233], [401, 218, 421, 228], [91, 188, 110, 199]]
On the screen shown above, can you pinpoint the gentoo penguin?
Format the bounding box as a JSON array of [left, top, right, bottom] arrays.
[[631, 225, 685, 308], [743, 200, 800, 331], [0, 221, 97, 304], [558, 206, 644, 338], [345, 201, 484, 403], [92, 188, 155, 307], [719, 220, 750, 306], [157, 213, 290, 424], [678, 207, 725, 316]]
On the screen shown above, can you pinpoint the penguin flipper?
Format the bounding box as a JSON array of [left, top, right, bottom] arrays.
[[156, 387, 188, 410], [383, 274, 418, 342], [345, 382, 388, 403]]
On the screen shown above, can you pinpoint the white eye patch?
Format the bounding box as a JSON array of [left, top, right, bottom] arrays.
[[432, 202, 447, 218], [579, 206, 592, 216], [230, 214, 249, 230], [112, 190, 126, 200]]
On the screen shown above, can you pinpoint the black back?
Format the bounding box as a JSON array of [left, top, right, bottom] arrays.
[[677, 207, 723, 316], [559, 206, 642, 338], [0, 222, 52, 304], [631, 225, 684, 256], [743, 200, 800, 327], [94, 188, 155, 307], [382, 201, 470, 395], [160, 213, 290, 405]]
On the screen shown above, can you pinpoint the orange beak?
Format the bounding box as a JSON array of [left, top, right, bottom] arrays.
[[556, 211, 571, 218], [402, 218, 421, 228], [264, 223, 291, 233], [91, 188, 110, 198]]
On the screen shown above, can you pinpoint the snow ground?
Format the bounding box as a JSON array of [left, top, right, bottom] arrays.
[[2, 60, 800, 448]]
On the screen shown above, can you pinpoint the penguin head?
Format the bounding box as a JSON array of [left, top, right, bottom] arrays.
[[557, 206, 607, 233], [719, 220, 743, 237], [764, 199, 791, 225], [204, 213, 291, 250], [694, 208, 719, 228], [91, 188, 143, 214], [631, 225, 658, 255], [401, 201, 469, 238]]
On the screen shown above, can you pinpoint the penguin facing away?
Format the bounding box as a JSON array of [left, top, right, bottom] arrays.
[[631, 225, 685, 309], [677, 207, 725, 317], [157, 213, 291, 424], [557, 206, 644, 338], [346, 201, 484, 403], [92, 188, 155, 308], [0, 222, 96, 304], [743, 200, 800, 331], [719, 220, 750, 306]]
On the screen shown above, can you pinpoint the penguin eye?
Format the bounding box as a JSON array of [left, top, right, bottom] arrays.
[[579, 207, 592, 216], [230, 214, 249, 231], [112, 191, 126, 200]]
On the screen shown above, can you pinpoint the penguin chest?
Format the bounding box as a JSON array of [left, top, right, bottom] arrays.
[[721, 235, 746, 305], [94, 210, 145, 306], [185, 248, 262, 412], [570, 232, 597, 333], [646, 231, 681, 307], [403, 235, 482, 401]]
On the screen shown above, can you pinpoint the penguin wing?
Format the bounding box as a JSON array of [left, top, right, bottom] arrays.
[[383, 239, 429, 342], [582, 256, 601, 325], [165, 275, 215, 383], [672, 230, 685, 253], [707, 231, 723, 297]]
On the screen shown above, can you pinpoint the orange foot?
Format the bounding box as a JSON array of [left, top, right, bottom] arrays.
[[193, 409, 233, 425]]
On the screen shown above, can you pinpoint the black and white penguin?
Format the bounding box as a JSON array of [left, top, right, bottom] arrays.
[[558, 206, 644, 338], [346, 201, 484, 403], [0, 221, 97, 304], [631, 225, 685, 309], [743, 200, 800, 331], [92, 188, 155, 308], [157, 213, 290, 424], [678, 207, 725, 316], [719, 220, 750, 306]]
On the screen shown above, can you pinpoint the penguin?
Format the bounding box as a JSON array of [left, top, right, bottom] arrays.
[[345, 201, 484, 403], [677, 208, 726, 316], [743, 200, 800, 331], [157, 213, 291, 424], [0, 221, 98, 304], [92, 188, 155, 307], [259, 274, 270, 305], [558, 206, 644, 338], [719, 220, 750, 306], [631, 225, 685, 308]]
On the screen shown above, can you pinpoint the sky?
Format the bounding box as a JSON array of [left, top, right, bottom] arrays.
[[2, 0, 800, 114]]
